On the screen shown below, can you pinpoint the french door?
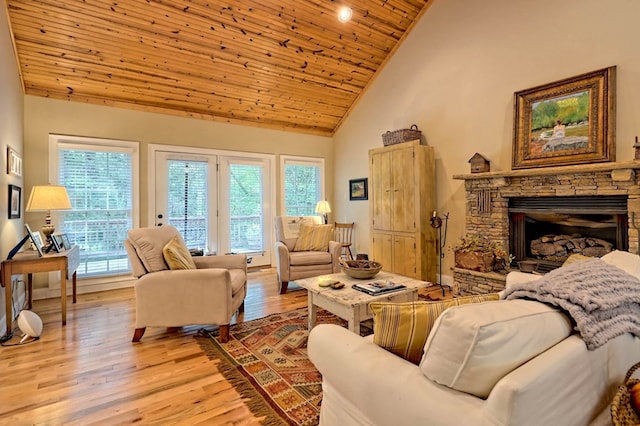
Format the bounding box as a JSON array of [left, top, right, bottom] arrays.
[[155, 152, 218, 253], [153, 147, 273, 267], [219, 157, 272, 266]]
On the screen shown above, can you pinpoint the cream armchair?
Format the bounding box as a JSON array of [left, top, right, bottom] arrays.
[[274, 216, 341, 294], [124, 225, 247, 343]]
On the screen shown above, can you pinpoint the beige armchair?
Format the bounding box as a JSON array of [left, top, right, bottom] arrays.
[[124, 225, 247, 343], [274, 216, 341, 294]]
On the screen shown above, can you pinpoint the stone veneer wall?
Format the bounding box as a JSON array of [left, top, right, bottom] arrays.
[[452, 161, 640, 295]]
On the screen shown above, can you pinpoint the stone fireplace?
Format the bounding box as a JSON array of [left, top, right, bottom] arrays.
[[452, 161, 640, 295]]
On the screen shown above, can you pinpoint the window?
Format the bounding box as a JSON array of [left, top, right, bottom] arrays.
[[50, 135, 139, 277], [281, 156, 324, 216]]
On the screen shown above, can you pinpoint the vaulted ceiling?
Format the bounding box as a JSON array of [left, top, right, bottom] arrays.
[[5, 0, 430, 136]]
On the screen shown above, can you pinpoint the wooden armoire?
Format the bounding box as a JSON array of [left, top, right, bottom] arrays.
[[369, 140, 436, 281]]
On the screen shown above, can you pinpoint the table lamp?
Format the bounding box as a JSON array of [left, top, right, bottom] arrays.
[[26, 184, 72, 247], [315, 200, 331, 224]]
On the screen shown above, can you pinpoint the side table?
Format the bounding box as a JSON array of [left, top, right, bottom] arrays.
[[1, 245, 80, 336]]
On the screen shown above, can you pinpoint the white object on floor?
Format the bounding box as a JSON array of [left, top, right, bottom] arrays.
[[17, 310, 43, 343]]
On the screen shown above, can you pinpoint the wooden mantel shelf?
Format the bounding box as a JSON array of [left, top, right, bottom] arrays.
[[453, 161, 640, 181]]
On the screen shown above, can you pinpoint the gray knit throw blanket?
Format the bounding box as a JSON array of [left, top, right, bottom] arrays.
[[503, 258, 640, 350]]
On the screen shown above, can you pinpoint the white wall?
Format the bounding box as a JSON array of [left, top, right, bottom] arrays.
[[0, 0, 26, 335], [334, 0, 640, 281], [23, 96, 333, 227]]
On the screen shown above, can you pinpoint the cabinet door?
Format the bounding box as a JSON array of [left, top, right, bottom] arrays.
[[371, 151, 392, 231], [372, 231, 393, 270], [391, 147, 415, 232], [393, 235, 417, 277]]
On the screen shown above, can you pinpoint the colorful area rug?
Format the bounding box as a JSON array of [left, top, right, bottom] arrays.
[[197, 308, 359, 426]]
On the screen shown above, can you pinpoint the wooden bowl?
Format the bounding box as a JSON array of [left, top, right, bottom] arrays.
[[341, 260, 383, 279]]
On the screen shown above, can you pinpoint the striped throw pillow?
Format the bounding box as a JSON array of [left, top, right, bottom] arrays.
[[370, 293, 500, 364], [292, 223, 334, 252], [162, 236, 197, 270]]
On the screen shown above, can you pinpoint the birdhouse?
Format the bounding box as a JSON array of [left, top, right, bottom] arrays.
[[468, 153, 490, 173]]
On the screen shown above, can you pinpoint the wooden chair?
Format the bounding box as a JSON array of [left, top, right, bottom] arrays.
[[334, 222, 355, 260]]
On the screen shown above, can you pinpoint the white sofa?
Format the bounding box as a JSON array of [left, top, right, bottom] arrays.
[[308, 252, 640, 426]]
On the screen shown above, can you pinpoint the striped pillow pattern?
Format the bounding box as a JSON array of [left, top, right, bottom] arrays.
[[293, 223, 334, 252], [162, 236, 197, 270], [370, 293, 500, 364]]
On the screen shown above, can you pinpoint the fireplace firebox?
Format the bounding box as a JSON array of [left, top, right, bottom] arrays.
[[509, 195, 628, 271]]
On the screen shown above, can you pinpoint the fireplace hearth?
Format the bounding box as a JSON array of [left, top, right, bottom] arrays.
[[452, 162, 640, 295]]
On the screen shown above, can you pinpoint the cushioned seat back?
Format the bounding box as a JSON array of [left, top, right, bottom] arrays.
[[274, 216, 322, 251], [126, 225, 184, 276]]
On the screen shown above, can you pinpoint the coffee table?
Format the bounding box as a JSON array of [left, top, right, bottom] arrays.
[[293, 271, 432, 335]]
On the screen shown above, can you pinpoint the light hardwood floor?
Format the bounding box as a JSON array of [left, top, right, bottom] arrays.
[[0, 268, 448, 425]]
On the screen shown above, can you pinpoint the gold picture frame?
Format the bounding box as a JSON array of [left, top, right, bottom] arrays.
[[512, 66, 616, 169]]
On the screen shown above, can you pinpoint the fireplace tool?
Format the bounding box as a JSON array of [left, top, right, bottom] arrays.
[[430, 211, 450, 296]]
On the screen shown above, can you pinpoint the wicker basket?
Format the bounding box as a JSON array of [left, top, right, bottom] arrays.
[[611, 362, 640, 426], [382, 124, 421, 146]]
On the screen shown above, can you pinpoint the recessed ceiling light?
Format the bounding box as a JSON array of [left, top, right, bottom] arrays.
[[338, 6, 352, 23]]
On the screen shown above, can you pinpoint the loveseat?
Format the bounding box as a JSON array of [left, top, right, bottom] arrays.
[[308, 251, 640, 425]]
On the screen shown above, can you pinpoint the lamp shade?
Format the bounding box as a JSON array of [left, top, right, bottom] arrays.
[[26, 185, 72, 211], [315, 200, 331, 214]]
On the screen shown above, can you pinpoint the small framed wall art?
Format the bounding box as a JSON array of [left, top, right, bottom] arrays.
[[7, 146, 22, 177], [8, 184, 21, 219], [349, 178, 368, 201]]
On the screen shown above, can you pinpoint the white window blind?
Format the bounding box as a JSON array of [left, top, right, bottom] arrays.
[[167, 159, 208, 249], [54, 137, 137, 277], [282, 157, 324, 216]]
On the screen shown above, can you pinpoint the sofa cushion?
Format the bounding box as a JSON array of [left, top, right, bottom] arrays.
[[369, 294, 500, 364], [162, 236, 197, 270], [293, 223, 334, 252], [289, 250, 332, 266], [601, 250, 640, 278], [420, 299, 573, 398], [127, 225, 181, 273]]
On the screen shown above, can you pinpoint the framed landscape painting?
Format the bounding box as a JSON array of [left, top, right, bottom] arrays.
[[349, 178, 368, 200], [512, 66, 616, 169]]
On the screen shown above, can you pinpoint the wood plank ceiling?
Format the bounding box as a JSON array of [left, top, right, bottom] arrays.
[[5, 0, 430, 136]]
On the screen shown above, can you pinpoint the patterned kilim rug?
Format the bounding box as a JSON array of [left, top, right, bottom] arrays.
[[197, 308, 366, 426]]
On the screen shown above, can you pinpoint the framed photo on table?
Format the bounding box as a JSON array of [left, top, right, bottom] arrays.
[[60, 234, 71, 250], [512, 66, 615, 169], [51, 234, 64, 252], [25, 224, 43, 257]]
